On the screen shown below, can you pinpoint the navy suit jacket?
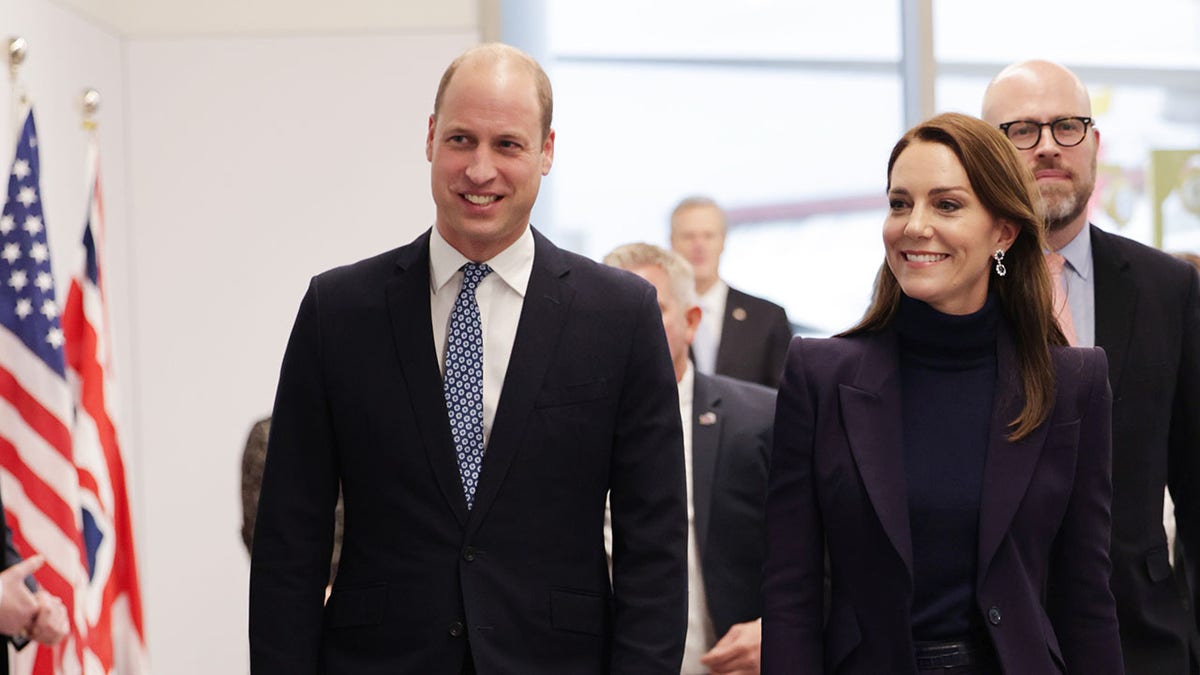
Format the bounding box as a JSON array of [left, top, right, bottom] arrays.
[[1089, 225, 1200, 674], [713, 287, 792, 389], [761, 325, 1122, 674], [250, 229, 688, 674], [691, 372, 774, 638]]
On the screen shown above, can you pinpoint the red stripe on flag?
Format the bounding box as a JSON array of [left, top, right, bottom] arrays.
[[0, 366, 72, 459], [0, 438, 82, 543]]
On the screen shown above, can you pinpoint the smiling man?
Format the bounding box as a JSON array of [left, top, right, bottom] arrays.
[[250, 43, 687, 675], [984, 60, 1200, 675]]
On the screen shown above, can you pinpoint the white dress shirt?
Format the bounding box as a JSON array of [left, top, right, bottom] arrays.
[[429, 225, 534, 448], [601, 362, 716, 673], [679, 363, 717, 674], [692, 280, 728, 376]]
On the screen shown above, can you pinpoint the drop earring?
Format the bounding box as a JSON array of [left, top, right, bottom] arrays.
[[993, 249, 1007, 277]]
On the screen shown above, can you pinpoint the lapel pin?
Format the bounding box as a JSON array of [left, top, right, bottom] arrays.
[[698, 411, 717, 426], [732, 307, 747, 321]]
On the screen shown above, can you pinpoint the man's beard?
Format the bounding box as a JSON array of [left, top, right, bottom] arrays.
[[1037, 171, 1095, 233]]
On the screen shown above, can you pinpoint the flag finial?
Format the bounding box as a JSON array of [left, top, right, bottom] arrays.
[[82, 88, 100, 131]]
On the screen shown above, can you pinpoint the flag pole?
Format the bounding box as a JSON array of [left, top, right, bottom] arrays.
[[82, 86, 102, 241], [7, 36, 27, 139]]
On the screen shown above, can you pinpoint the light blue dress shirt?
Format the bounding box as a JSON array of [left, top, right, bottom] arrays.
[[1055, 225, 1095, 348]]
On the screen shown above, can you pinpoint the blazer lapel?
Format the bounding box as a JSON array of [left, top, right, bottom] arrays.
[[1091, 225, 1135, 394], [839, 330, 913, 581], [976, 325, 1052, 584], [467, 229, 575, 530], [691, 373, 720, 556], [385, 231, 468, 526]]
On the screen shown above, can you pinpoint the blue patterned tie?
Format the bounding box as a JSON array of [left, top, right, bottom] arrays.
[[445, 262, 492, 509]]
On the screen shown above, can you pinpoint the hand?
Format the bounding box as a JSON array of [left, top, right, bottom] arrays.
[[700, 618, 761, 675], [0, 556, 44, 639], [28, 590, 68, 645]]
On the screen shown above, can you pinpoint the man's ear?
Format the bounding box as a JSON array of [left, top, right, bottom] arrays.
[[426, 115, 436, 162], [684, 305, 702, 345], [541, 129, 555, 175]]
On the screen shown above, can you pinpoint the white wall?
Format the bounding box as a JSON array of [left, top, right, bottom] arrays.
[[3, 1, 480, 672]]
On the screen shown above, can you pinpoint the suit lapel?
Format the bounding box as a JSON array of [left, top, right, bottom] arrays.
[[839, 330, 913, 580], [691, 373, 720, 556], [467, 230, 575, 531], [1091, 225, 1135, 394], [385, 231, 468, 526], [715, 288, 744, 374], [976, 325, 1052, 584]]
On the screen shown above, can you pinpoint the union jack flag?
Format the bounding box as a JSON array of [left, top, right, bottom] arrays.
[[60, 132, 148, 674]]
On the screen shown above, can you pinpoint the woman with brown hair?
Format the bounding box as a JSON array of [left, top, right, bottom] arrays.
[[761, 113, 1122, 674]]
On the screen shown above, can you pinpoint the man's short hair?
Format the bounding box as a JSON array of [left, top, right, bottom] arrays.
[[669, 196, 726, 235], [604, 243, 700, 310], [433, 42, 553, 142]]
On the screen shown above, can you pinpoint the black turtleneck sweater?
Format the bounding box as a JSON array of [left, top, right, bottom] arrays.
[[895, 292, 998, 641]]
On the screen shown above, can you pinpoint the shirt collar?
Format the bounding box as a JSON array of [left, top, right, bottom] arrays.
[[698, 279, 728, 309], [429, 225, 535, 297], [1055, 224, 1093, 281], [678, 360, 694, 406]]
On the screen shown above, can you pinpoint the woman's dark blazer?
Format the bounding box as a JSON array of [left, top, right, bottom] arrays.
[[761, 324, 1123, 674]]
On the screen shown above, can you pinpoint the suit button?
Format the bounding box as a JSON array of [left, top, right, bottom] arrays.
[[463, 546, 476, 562], [988, 606, 1002, 625], [449, 621, 465, 637]]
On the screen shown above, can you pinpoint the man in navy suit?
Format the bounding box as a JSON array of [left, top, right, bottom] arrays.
[[606, 243, 774, 675], [250, 44, 688, 674], [669, 197, 792, 388], [984, 60, 1200, 674]]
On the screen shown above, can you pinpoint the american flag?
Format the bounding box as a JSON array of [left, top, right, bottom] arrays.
[[0, 109, 90, 672], [60, 134, 148, 674]]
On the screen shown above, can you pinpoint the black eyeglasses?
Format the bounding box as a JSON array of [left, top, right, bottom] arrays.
[[998, 117, 1094, 150]]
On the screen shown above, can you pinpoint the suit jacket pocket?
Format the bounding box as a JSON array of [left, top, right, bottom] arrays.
[[326, 583, 387, 628], [1145, 545, 1172, 583], [1039, 610, 1067, 673], [549, 588, 608, 636], [534, 378, 609, 409]]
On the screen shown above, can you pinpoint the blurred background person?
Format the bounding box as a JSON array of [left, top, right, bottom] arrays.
[[0, 529, 70, 663], [1174, 251, 1200, 272], [984, 60, 1200, 675], [670, 197, 792, 388], [762, 113, 1121, 674], [605, 243, 775, 675], [240, 416, 343, 593]]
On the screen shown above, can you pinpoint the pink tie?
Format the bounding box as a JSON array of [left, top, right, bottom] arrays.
[[1046, 252, 1078, 346]]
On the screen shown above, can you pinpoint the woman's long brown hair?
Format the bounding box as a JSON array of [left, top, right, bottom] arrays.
[[841, 112, 1067, 440]]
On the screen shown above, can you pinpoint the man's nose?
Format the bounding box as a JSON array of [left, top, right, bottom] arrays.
[[465, 149, 497, 184], [1033, 125, 1061, 159]]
